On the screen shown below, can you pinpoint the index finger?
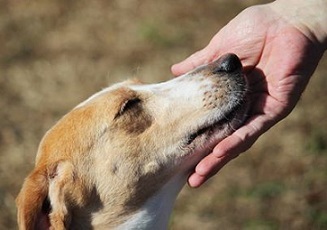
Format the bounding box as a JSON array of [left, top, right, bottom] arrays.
[[171, 48, 211, 76]]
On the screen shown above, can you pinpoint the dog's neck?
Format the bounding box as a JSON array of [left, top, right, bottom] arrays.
[[113, 173, 188, 230], [90, 157, 203, 229]]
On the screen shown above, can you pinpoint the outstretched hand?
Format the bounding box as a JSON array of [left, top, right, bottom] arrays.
[[172, 3, 325, 187]]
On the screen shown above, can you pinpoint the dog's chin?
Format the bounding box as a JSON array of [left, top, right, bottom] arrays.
[[181, 101, 249, 160]]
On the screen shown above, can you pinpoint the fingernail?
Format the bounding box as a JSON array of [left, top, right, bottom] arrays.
[[171, 63, 184, 76], [188, 174, 205, 188]]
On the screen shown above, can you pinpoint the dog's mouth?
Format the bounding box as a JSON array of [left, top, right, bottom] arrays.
[[182, 53, 249, 155], [185, 100, 248, 148]]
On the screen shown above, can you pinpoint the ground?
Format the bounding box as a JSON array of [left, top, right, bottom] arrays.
[[1, 0, 326, 229]]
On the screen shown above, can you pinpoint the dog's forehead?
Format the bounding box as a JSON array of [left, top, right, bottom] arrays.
[[76, 79, 142, 108], [36, 104, 102, 164], [35, 80, 145, 164]]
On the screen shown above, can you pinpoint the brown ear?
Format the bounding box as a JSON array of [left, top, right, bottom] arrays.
[[16, 168, 49, 230], [16, 161, 79, 230], [46, 161, 76, 230]]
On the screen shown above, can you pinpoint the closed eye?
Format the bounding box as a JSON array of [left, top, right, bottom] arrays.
[[117, 98, 141, 117], [113, 96, 152, 134]]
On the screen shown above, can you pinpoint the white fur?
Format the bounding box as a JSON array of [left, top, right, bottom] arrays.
[[116, 173, 187, 230]]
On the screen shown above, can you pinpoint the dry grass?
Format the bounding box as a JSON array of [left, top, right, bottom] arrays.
[[1, 0, 326, 229]]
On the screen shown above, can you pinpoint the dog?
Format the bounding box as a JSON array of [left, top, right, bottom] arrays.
[[16, 53, 248, 230]]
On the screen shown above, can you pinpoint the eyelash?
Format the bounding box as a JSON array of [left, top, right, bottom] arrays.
[[118, 98, 141, 116]]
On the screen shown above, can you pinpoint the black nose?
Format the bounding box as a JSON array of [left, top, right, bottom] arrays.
[[212, 53, 242, 73]]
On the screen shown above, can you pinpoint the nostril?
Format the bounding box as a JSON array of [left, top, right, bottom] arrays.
[[212, 53, 242, 73]]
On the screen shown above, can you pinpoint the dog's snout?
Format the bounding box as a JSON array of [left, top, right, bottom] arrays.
[[212, 53, 242, 74]]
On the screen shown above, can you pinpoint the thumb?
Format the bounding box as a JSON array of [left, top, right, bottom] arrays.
[[171, 47, 214, 76]]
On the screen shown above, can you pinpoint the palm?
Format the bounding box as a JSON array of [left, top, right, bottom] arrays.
[[172, 6, 324, 187]]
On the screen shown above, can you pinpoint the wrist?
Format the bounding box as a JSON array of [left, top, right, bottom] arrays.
[[271, 0, 327, 50]]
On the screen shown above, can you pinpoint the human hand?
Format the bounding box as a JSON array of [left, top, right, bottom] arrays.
[[172, 0, 327, 188]]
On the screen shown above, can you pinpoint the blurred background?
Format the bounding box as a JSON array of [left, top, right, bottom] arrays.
[[1, 0, 326, 229]]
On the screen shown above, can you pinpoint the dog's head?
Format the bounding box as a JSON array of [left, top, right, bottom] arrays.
[[16, 53, 248, 229]]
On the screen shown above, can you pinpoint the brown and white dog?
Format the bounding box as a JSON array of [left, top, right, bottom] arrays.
[[16, 53, 248, 230]]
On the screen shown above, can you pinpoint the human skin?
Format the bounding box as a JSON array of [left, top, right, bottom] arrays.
[[171, 0, 327, 187]]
